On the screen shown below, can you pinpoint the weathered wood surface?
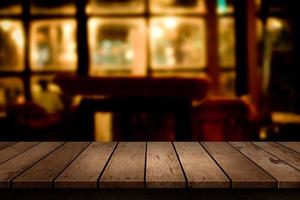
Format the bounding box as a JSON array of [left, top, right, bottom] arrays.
[[99, 142, 145, 188], [0, 142, 63, 188], [202, 142, 276, 188], [174, 142, 229, 188], [146, 142, 185, 188], [230, 142, 300, 188], [13, 142, 89, 188], [0, 142, 39, 164], [0, 142, 16, 151], [278, 142, 300, 153], [55, 142, 117, 188], [254, 142, 300, 171], [0, 142, 299, 189]]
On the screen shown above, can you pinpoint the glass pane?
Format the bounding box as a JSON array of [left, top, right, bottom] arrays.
[[0, 0, 22, 15], [0, 20, 24, 71], [31, 0, 76, 15], [219, 72, 235, 97], [266, 18, 293, 52], [30, 20, 77, 71], [0, 77, 25, 108], [261, 17, 295, 113], [217, 0, 234, 14], [86, 0, 144, 15], [150, 17, 206, 70], [150, 0, 206, 14], [257, 18, 293, 70], [31, 75, 65, 114], [88, 18, 146, 76], [218, 17, 235, 68]]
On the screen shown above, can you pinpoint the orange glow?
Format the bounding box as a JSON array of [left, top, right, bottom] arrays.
[[30, 20, 77, 71], [0, 20, 25, 71], [88, 18, 147, 76], [150, 0, 206, 14]]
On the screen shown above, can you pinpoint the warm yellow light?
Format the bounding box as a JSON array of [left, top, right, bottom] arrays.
[[89, 18, 99, 28], [61, 52, 76, 63], [0, 20, 12, 32], [88, 18, 99, 46], [94, 112, 113, 142], [16, 96, 25, 104], [63, 23, 73, 37], [11, 29, 24, 47], [165, 47, 174, 56], [151, 27, 163, 38], [0, 20, 24, 47], [259, 127, 268, 140], [125, 49, 134, 61], [267, 18, 283, 31], [164, 18, 177, 29]]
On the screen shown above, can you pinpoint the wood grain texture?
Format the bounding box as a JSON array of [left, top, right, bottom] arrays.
[[146, 142, 185, 188], [202, 142, 276, 188], [13, 142, 89, 188], [0, 142, 63, 188], [55, 142, 117, 188], [230, 142, 300, 188], [99, 142, 145, 188], [0, 142, 16, 151], [254, 142, 300, 171], [174, 142, 229, 188], [0, 142, 39, 164], [278, 142, 300, 153]]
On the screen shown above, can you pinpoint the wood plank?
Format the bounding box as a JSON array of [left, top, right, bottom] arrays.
[[201, 142, 276, 188], [174, 142, 229, 188], [0, 142, 16, 151], [278, 142, 300, 153], [99, 142, 145, 188], [254, 142, 300, 171], [230, 142, 300, 188], [146, 142, 185, 188], [13, 142, 89, 188], [0, 142, 40, 165], [55, 142, 117, 188], [0, 142, 63, 188]]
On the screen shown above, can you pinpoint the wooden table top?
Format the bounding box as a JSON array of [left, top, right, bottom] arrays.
[[0, 142, 299, 189]]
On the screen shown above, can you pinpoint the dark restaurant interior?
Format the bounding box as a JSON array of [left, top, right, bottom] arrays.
[[0, 0, 300, 142]]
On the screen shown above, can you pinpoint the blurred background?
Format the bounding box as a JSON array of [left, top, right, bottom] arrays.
[[0, 0, 300, 141]]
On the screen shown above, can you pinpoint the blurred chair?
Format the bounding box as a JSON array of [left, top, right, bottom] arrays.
[[192, 98, 258, 141]]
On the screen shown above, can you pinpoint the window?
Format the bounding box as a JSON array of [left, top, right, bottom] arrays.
[[217, 0, 236, 96], [150, 17, 206, 70], [216, 0, 234, 14], [0, 0, 243, 103], [30, 20, 77, 71], [88, 18, 146, 76], [258, 15, 296, 112], [218, 17, 235, 68], [0, 20, 24, 71]]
